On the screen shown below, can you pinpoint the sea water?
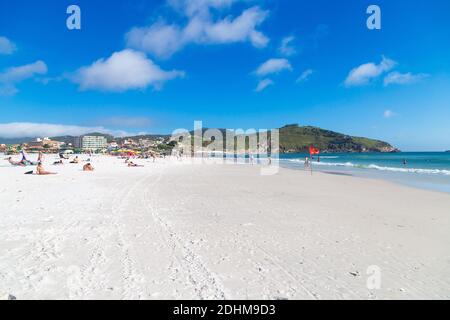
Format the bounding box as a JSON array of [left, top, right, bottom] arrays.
[[280, 152, 450, 194]]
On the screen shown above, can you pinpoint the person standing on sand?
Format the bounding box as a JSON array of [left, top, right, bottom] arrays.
[[304, 157, 310, 170]]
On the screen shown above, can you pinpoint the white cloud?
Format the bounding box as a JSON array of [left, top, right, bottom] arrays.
[[254, 78, 274, 92], [125, 22, 185, 59], [125, 4, 269, 58], [0, 60, 48, 95], [255, 58, 292, 77], [383, 110, 397, 118], [296, 69, 314, 83], [0, 122, 136, 139], [71, 49, 184, 92], [278, 36, 296, 56], [0, 36, 16, 55], [344, 56, 396, 87], [383, 71, 428, 86]]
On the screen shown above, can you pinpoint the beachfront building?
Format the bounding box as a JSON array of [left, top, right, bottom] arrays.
[[122, 138, 138, 148], [24, 138, 63, 153], [109, 141, 119, 149], [75, 135, 108, 151]]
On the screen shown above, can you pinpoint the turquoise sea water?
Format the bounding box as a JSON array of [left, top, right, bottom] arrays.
[[280, 152, 450, 194]]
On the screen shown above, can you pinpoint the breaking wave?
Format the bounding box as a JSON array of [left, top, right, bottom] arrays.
[[286, 159, 450, 176]]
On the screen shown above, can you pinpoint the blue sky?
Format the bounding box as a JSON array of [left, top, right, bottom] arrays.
[[0, 0, 449, 150]]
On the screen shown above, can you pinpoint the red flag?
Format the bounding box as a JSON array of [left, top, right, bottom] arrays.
[[309, 146, 320, 155]]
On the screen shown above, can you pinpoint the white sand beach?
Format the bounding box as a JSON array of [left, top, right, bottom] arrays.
[[0, 155, 449, 300]]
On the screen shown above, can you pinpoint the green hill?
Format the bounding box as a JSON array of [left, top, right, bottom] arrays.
[[278, 125, 398, 153]]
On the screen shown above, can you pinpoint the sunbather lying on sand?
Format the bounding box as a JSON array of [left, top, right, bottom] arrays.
[[36, 163, 57, 175], [83, 163, 94, 171], [70, 156, 79, 164], [53, 160, 64, 165], [8, 157, 26, 167], [128, 162, 143, 167]]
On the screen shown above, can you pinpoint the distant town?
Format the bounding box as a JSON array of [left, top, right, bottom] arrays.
[[0, 134, 174, 156]]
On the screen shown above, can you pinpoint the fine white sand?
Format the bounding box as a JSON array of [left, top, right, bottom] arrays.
[[0, 154, 449, 300]]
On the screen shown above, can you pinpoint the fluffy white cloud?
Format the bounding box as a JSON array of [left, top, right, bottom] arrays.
[[255, 58, 292, 77], [344, 56, 396, 87], [0, 122, 136, 139], [296, 69, 314, 83], [0, 60, 47, 83], [71, 49, 184, 92], [0, 36, 16, 55], [278, 36, 296, 56], [383, 71, 428, 86], [125, 22, 185, 59], [126, 4, 269, 58], [254, 78, 273, 92], [0, 60, 48, 95]]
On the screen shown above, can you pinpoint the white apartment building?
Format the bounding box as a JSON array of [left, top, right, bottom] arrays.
[[75, 136, 107, 150]]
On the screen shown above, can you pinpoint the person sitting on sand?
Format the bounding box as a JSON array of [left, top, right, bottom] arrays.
[[8, 157, 26, 167], [128, 161, 143, 167], [70, 156, 79, 164], [36, 162, 57, 175], [83, 163, 95, 171]]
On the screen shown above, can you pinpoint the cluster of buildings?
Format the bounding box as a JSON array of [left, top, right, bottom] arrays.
[[0, 135, 108, 155], [0, 135, 170, 155], [1, 138, 66, 154]]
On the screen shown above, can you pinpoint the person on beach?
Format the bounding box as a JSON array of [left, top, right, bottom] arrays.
[[83, 163, 95, 171], [20, 150, 29, 163], [38, 151, 44, 163], [304, 157, 310, 170], [70, 156, 79, 164], [403, 159, 408, 166], [8, 157, 26, 167], [53, 160, 64, 165], [128, 161, 143, 167], [36, 162, 57, 175]]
